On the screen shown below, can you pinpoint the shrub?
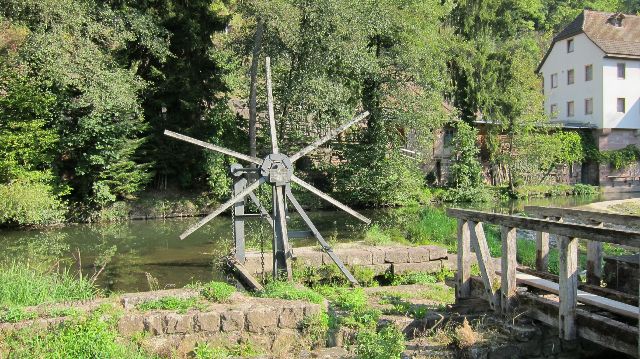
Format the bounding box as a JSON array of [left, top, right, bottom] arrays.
[[136, 296, 203, 313], [406, 207, 457, 252], [363, 224, 392, 246], [301, 311, 330, 347], [201, 281, 235, 303], [572, 183, 599, 196], [257, 281, 324, 304], [355, 325, 405, 359], [0, 307, 37, 323], [0, 263, 96, 307], [0, 181, 66, 226]]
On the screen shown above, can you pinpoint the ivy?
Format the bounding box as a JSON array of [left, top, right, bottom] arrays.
[[600, 145, 640, 170]]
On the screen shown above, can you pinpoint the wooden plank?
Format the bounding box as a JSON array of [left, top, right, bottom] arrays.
[[519, 292, 638, 358], [501, 226, 517, 313], [558, 235, 579, 340], [228, 256, 264, 291], [446, 208, 640, 247], [586, 222, 604, 286], [265, 57, 279, 154], [525, 205, 640, 228], [233, 176, 247, 262], [164, 130, 262, 165], [457, 219, 471, 299], [535, 215, 550, 272], [501, 271, 639, 319], [469, 221, 499, 310]]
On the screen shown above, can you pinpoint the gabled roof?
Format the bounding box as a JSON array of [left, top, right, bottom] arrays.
[[537, 10, 640, 73]]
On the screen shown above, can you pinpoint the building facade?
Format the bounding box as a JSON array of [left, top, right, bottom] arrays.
[[538, 10, 640, 191]]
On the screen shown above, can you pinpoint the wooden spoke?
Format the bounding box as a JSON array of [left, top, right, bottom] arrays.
[[265, 57, 279, 154], [164, 130, 262, 165]]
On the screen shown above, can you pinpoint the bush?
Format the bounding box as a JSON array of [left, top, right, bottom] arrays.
[[0, 263, 96, 307], [136, 296, 202, 314], [301, 311, 330, 347], [406, 207, 457, 252], [0, 181, 66, 226], [363, 224, 392, 246], [201, 281, 235, 303], [355, 325, 405, 359]]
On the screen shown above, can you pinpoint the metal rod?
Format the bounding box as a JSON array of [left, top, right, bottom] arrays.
[[248, 192, 274, 228], [289, 111, 369, 162], [291, 175, 371, 224], [286, 188, 358, 286], [164, 130, 262, 165], [265, 57, 279, 154], [179, 177, 265, 240]]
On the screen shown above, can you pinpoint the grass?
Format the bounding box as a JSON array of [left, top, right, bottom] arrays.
[[257, 281, 324, 304], [405, 207, 458, 252], [354, 325, 405, 359], [0, 262, 97, 308], [1, 311, 156, 358], [201, 281, 236, 303], [136, 296, 205, 314], [193, 341, 262, 359], [0, 306, 38, 323]]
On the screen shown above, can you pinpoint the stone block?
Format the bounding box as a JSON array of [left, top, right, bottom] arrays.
[[117, 314, 144, 337], [303, 304, 323, 317], [293, 248, 324, 267], [164, 313, 192, 334], [408, 247, 430, 263], [143, 313, 164, 335], [359, 263, 391, 275], [335, 248, 373, 265], [392, 261, 441, 275], [270, 329, 301, 356], [221, 310, 245, 332], [384, 247, 409, 263], [278, 306, 304, 329], [426, 245, 448, 260], [245, 306, 278, 333], [369, 247, 386, 264], [194, 311, 220, 333]]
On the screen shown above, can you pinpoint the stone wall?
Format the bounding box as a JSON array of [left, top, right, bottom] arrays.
[[597, 128, 640, 192], [243, 244, 449, 276]]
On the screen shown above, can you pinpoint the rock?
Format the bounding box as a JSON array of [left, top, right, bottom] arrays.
[[143, 313, 164, 335], [279, 306, 304, 329], [488, 344, 521, 359], [117, 314, 144, 336], [270, 329, 301, 356], [385, 247, 410, 263], [408, 247, 431, 263], [335, 248, 373, 266], [221, 310, 245, 332], [164, 313, 192, 334], [392, 261, 442, 275], [245, 306, 278, 333], [194, 311, 220, 333], [426, 245, 448, 260]]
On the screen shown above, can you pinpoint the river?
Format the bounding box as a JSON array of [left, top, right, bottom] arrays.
[[1, 192, 638, 293]]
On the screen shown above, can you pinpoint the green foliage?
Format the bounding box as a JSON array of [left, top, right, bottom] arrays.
[[301, 311, 330, 348], [258, 281, 324, 304], [0, 306, 37, 322], [2, 312, 155, 358], [449, 122, 483, 189], [405, 207, 458, 252], [390, 272, 437, 286], [354, 325, 405, 359], [136, 296, 203, 314], [200, 281, 236, 303], [0, 180, 66, 226], [351, 265, 378, 287], [0, 263, 96, 307], [363, 224, 393, 246], [600, 145, 640, 170], [508, 183, 598, 199]]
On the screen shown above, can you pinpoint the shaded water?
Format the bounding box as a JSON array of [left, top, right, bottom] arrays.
[[1, 192, 638, 292]]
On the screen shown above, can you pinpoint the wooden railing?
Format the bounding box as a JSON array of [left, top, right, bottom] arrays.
[[446, 207, 640, 356], [525, 206, 640, 285]]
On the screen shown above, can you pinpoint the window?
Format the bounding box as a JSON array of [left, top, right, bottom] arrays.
[[551, 73, 558, 88], [585, 98, 593, 115], [550, 104, 558, 119], [617, 98, 626, 113], [443, 129, 454, 147], [567, 69, 575, 85], [567, 101, 574, 117], [585, 65, 593, 81], [618, 63, 626, 79], [567, 39, 574, 53]]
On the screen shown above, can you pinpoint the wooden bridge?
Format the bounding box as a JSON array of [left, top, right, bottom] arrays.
[[447, 206, 640, 357]]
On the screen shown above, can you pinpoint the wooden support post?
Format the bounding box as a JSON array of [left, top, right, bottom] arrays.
[[457, 219, 471, 299], [469, 221, 500, 310], [558, 235, 578, 341], [501, 226, 517, 314], [536, 216, 549, 272], [586, 222, 604, 286], [232, 175, 247, 262]]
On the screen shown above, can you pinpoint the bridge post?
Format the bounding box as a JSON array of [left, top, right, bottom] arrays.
[[501, 226, 517, 314], [457, 219, 471, 299], [535, 216, 549, 272], [558, 235, 578, 340], [469, 221, 500, 310], [586, 221, 604, 286]]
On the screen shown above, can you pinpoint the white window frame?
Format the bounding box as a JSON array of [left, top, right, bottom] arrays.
[[585, 64, 593, 81], [567, 69, 574, 85], [550, 104, 558, 119], [617, 98, 626, 113], [617, 63, 626, 79], [567, 101, 574, 117], [551, 73, 558, 88], [567, 39, 574, 53], [585, 98, 593, 115]]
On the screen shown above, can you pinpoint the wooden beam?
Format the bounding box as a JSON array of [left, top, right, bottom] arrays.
[[525, 205, 640, 228], [586, 222, 604, 286], [519, 292, 638, 357], [446, 208, 640, 247], [227, 256, 264, 291], [558, 235, 579, 340], [501, 226, 517, 314], [535, 215, 550, 272], [457, 219, 471, 299], [469, 221, 499, 310]]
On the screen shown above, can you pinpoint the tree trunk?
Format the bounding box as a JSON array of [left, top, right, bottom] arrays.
[[249, 19, 264, 159]]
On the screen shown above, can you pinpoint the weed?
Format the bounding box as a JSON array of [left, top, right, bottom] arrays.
[[453, 318, 478, 349], [301, 311, 330, 347], [354, 325, 405, 359], [390, 271, 438, 285], [47, 307, 81, 318], [257, 281, 324, 304], [193, 341, 262, 358], [364, 224, 393, 246], [136, 296, 204, 314], [201, 281, 235, 303], [351, 265, 378, 287]]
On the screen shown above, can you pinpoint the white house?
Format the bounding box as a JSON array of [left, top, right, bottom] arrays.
[[538, 10, 640, 190]]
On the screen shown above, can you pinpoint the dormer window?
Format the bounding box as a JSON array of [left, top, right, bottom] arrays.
[[608, 13, 625, 27], [567, 39, 574, 53]]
